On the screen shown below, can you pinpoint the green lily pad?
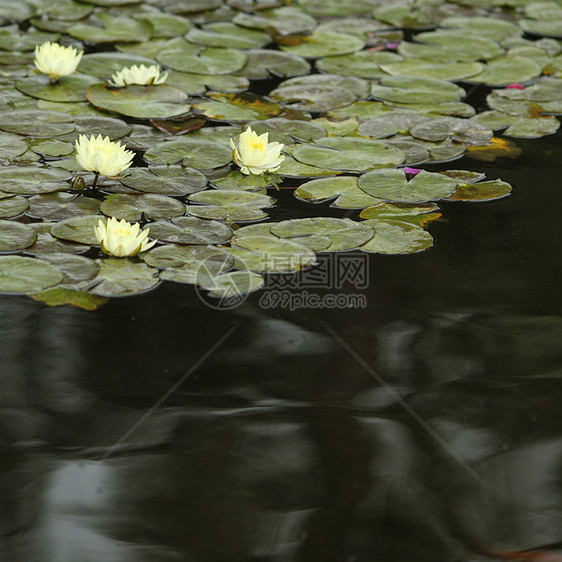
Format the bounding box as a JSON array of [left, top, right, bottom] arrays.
[[0, 220, 36, 252], [270, 217, 375, 251], [443, 178, 513, 201], [100, 193, 185, 221], [144, 243, 233, 270], [297, 0, 380, 17], [373, 3, 445, 29], [233, 6, 317, 37], [0, 255, 63, 294], [25, 223, 91, 256], [0, 166, 71, 195], [210, 171, 270, 191], [187, 22, 270, 49], [41, 1, 94, 21], [0, 132, 28, 160], [0, 194, 28, 218], [235, 49, 311, 79], [143, 137, 232, 169], [50, 215, 103, 245], [0, 110, 75, 137], [0, 28, 59, 51], [187, 189, 275, 222], [16, 74, 99, 103], [87, 84, 191, 120], [440, 16, 522, 41], [79, 52, 158, 79], [29, 139, 75, 158], [192, 92, 282, 122], [119, 166, 207, 196], [294, 176, 382, 209], [410, 117, 493, 145], [359, 203, 441, 227], [228, 235, 317, 272], [147, 216, 233, 245], [279, 31, 365, 58], [29, 287, 108, 310], [157, 41, 247, 75], [291, 137, 405, 172], [371, 76, 465, 104], [247, 118, 326, 145], [380, 60, 484, 81], [383, 139, 430, 166], [270, 84, 356, 112], [38, 253, 99, 288], [68, 15, 152, 43], [466, 56, 541, 86], [358, 168, 457, 203], [136, 12, 193, 38], [520, 19, 562, 38], [359, 219, 434, 254], [27, 193, 101, 221], [503, 116, 560, 138], [90, 258, 160, 298], [357, 112, 429, 139], [316, 51, 403, 79], [275, 156, 339, 178]]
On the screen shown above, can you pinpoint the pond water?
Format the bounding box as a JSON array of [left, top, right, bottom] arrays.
[[3, 1, 562, 561], [2, 130, 562, 562]]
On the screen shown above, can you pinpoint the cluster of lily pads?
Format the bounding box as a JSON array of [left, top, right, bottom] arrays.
[[1, 0, 561, 309]]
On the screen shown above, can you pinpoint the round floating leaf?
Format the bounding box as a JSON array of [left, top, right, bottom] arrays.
[[148, 216, 233, 245], [466, 56, 541, 86], [440, 16, 522, 41], [187, 189, 275, 222], [79, 52, 158, 79], [38, 253, 99, 287], [145, 243, 233, 270], [229, 235, 317, 272], [520, 19, 562, 38], [275, 156, 338, 178], [270, 217, 375, 251], [270, 84, 356, 112], [279, 31, 365, 58], [42, 1, 94, 21], [0, 110, 75, 137], [380, 60, 484, 81], [358, 168, 457, 203], [27, 193, 101, 221], [235, 49, 310, 79], [0, 28, 59, 51], [157, 43, 247, 75], [28, 288, 108, 311], [119, 166, 207, 196], [0, 166, 71, 195], [371, 76, 465, 104], [0, 256, 63, 294], [68, 16, 152, 43], [187, 22, 270, 49], [0, 194, 28, 218], [359, 219, 434, 254], [328, 101, 389, 120], [247, 118, 326, 145], [192, 92, 282, 122], [0, 132, 28, 160], [137, 12, 193, 38], [87, 84, 190, 120], [373, 3, 444, 29], [357, 112, 429, 139], [383, 139, 430, 166], [0, 220, 36, 252], [29, 139, 75, 158], [211, 170, 270, 191], [24, 223, 90, 256], [50, 215, 103, 245], [100, 193, 185, 221], [90, 258, 160, 298], [439, 170, 486, 183], [503, 116, 560, 138], [410, 117, 493, 145], [233, 6, 317, 37], [317, 51, 403, 79], [16, 74, 99, 103], [443, 179, 513, 201], [198, 269, 264, 297], [359, 203, 441, 227], [143, 138, 232, 169], [69, 115, 132, 141], [295, 176, 382, 209], [291, 137, 405, 172]]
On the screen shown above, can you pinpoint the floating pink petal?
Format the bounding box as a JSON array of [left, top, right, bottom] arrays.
[[404, 167, 421, 176], [385, 42, 400, 49], [505, 83, 524, 90]]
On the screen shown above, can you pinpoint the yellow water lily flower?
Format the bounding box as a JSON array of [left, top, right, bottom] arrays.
[[109, 64, 168, 87], [229, 127, 285, 175], [75, 134, 134, 182], [34, 42, 83, 82], [95, 217, 156, 258]]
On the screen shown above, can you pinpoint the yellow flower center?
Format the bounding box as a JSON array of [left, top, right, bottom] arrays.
[[251, 141, 264, 151]]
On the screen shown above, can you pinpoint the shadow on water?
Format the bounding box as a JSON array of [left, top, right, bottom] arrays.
[[2, 132, 562, 561]]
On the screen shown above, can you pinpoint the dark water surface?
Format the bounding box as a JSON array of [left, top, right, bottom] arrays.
[[1, 133, 562, 561]]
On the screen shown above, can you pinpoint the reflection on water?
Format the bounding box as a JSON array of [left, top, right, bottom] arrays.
[[2, 137, 562, 561]]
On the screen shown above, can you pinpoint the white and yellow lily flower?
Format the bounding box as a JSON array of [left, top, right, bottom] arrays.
[[229, 127, 285, 176], [95, 217, 156, 258]]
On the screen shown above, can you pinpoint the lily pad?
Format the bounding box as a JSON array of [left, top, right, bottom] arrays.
[[147, 216, 233, 245], [211, 171, 270, 192], [16, 74, 99, 103], [466, 56, 541, 86], [294, 176, 382, 209], [0, 255, 63, 294], [27, 193, 101, 221], [192, 92, 282, 122], [119, 166, 207, 196], [371, 76, 465, 104], [100, 193, 185, 221], [79, 52, 158, 79], [25, 223, 91, 256], [0, 166, 71, 195], [29, 287, 108, 310], [359, 203, 442, 227], [50, 215, 103, 245], [68, 15, 152, 43], [503, 116, 560, 138], [317, 51, 403, 79], [90, 258, 160, 298], [0, 220, 36, 252], [38, 253, 99, 288], [235, 49, 310, 79], [187, 22, 271, 49], [0, 132, 28, 160], [247, 118, 326, 145], [187, 189, 275, 222], [380, 60, 484, 81], [0, 194, 28, 218], [359, 219, 434, 254], [358, 168, 458, 203], [0, 110, 75, 137], [87, 84, 191, 120], [410, 117, 493, 145], [270, 217, 375, 251], [145, 243, 233, 270], [143, 137, 232, 169], [279, 31, 365, 58], [357, 112, 429, 139], [233, 6, 317, 37], [291, 137, 405, 172], [443, 178, 513, 201]]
